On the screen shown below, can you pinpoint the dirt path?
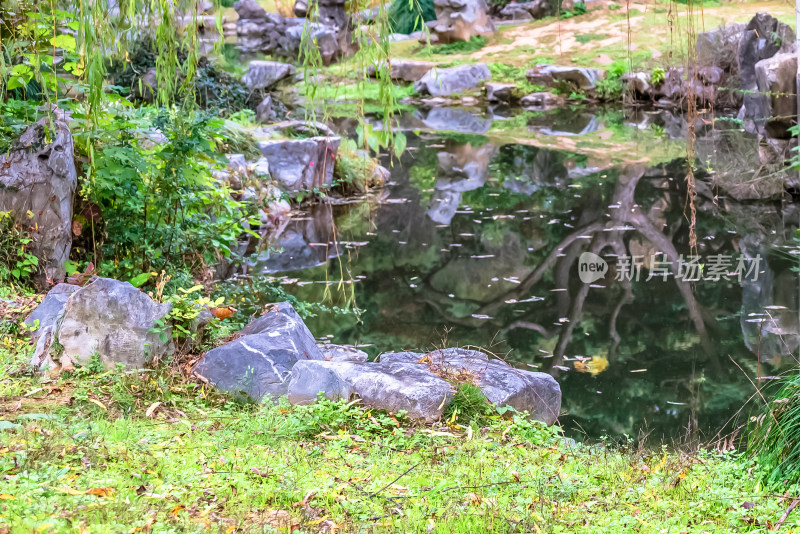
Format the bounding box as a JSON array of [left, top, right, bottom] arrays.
[[464, 0, 793, 68]]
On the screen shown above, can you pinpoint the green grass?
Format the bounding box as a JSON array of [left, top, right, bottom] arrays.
[[2, 342, 800, 533], [428, 36, 488, 56], [575, 33, 607, 44], [748, 371, 800, 487]]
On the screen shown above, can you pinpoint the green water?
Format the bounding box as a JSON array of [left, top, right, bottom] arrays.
[[254, 108, 800, 442]]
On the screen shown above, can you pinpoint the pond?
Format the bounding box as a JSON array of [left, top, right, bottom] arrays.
[[250, 105, 800, 442]]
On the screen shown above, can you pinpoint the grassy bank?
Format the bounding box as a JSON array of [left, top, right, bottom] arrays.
[[1, 344, 798, 533]]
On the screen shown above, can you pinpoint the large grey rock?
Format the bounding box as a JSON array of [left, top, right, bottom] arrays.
[[526, 65, 603, 90], [414, 63, 491, 96], [0, 110, 77, 288], [498, 0, 549, 20], [319, 344, 369, 363], [242, 60, 296, 90], [255, 96, 277, 123], [368, 59, 437, 82], [485, 82, 516, 102], [258, 136, 340, 192], [25, 283, 80, 337], [430, 0, 496, 43], [755, 52, 797, 138], [236, 12, 345, 65], [738, 12, 795, 92], [234, 0, 268, 19], [381, 348, 562, 425], [622, 72, 651, 97], [193, 302, 324, 400], [29, 278, 173, 373], [287, 360, 454, 421], [696, 24, 745, 72]]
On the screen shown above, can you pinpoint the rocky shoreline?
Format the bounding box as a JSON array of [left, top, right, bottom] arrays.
[[24, 278, 562, 425]]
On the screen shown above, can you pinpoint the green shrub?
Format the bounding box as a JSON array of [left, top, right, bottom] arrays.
[[429, 36, 488, 55], [83, 110, 255, 287], [596, 78, 624, 101], [389, 0, 436, 35], [0, 212, 38, 288], [560, 0, 586, 18], [444, 383, 494, 425], [651, 66, 666, 86]]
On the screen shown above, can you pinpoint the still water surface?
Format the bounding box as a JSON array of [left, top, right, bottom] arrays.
[[254, 107, 800, 441]]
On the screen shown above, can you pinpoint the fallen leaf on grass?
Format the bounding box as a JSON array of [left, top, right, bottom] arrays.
[[88, 398, 107, 411], [0, 494, 14, 500], [86, 487, 114, 497], [54, 486, 84, 496], [145, 402, 162, 418], [170, 504, 185, 518]]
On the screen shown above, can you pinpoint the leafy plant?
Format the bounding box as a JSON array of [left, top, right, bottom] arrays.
[[560, 0, 587, 18], [389, 0, 435, 34], [82, 109, 256, 287], [651, 66, 666, 86], [0, 212, 39, 287], [443, 383, 494, 425]]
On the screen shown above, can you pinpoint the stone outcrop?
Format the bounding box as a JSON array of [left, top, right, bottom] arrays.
[[190, 304, 562, 424], [193, 302, 325, 401], [526, 65, 603, 91], [380, 349, 561, 424], [241, 60, 296, 90], [367, 59, 438, 83], [429, 0, 496, 43], [485, 82, 515, 103], [754, 53, 797, 139], [288, 359, 455, 421], [624, 13, 798, 131], [234, 0, 354, 64], [257, 136, 341, 192], [234, 1, 343, 65], [0, 109, 77, 288], [414, 63, 491, 96], [498, 0, 549, 21], [319, 344, 369, 363], [28, 278, 173, 374]]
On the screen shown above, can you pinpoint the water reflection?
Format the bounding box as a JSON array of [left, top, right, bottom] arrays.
[[247, 112, 800, 441]]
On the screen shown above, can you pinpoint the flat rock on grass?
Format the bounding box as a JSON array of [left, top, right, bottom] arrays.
[[288, 360, 454, 422], [381, 348, 562, 425], [29, 278, 173, 373], [414, 63, 491, 96], [193, 302, 324, 401]]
